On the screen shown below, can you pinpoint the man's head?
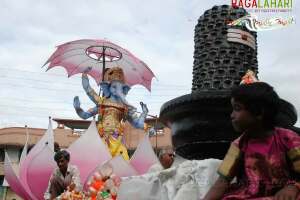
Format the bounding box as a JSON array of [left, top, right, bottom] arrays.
[[159, 148, 175, 169], [54, 150, 70, 173], [230, 82, 280, 132]]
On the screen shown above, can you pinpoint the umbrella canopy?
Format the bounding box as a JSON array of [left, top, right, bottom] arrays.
[[43, 39, 155, 91]]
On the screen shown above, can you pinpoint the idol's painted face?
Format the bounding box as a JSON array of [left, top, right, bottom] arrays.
[[109, 81, 120, 97], [230, 98, 258, 133]]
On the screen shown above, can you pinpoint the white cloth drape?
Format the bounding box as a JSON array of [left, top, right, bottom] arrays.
[[118, 158, 222, 200]]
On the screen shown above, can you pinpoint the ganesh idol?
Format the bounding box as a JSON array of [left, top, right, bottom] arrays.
[[73, 67, 149, 160]]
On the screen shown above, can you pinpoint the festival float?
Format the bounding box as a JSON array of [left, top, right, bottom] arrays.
[[4, 5, 300, 200], [4, 39, 160, 200]]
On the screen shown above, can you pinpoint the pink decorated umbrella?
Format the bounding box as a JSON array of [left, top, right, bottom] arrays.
[[43, 39, 155, 91]]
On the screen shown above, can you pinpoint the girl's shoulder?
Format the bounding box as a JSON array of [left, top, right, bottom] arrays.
[[232, 128, 299, 149], [275, 127, 300, 149], [275, 127, 299, 139], [232, 133, 248, 150], [232, 134, 243, 146]]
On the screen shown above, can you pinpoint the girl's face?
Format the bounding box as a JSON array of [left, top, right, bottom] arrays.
[[230, 98, 259, 133]]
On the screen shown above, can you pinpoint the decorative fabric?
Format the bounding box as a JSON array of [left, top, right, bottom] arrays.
[[218, 128, 300, 199], [240, 70, 259, 85], [118, 159, 222, 200]]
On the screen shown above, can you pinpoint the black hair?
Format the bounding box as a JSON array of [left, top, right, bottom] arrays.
[[54, 142, 60, 153], [231, 82, 280, 129], [54, 150, 70, 162]]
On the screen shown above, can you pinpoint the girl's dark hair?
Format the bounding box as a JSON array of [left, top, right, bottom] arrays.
[[231, 82, 280, 129], [54, 150, 70, 162]]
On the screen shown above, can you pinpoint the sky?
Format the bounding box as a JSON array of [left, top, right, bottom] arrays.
[[0, 0, 299, 129]]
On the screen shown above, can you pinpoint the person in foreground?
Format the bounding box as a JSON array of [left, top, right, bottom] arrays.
[[159, 147, 175, 169], [44, 150, 81, 200], [147, 147, 175, 173], [204, 82, 300, 200]]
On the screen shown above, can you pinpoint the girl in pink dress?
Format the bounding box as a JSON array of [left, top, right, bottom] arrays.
[[204, 82, 300, 200]]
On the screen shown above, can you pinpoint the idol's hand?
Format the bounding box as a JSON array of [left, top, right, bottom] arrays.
[[140, 102, 149, 114], [73, 96, 81, 109]]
